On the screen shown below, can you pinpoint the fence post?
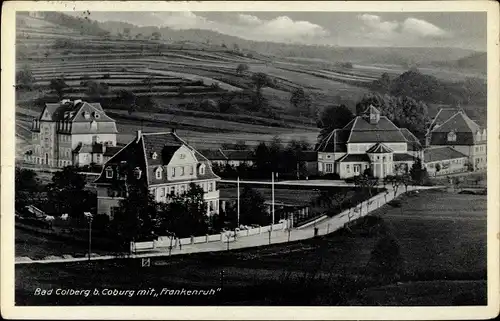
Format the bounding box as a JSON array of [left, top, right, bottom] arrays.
[[259, 226, 262, 234], [130, 241, 134, 254], [206, 234, 209, 243]]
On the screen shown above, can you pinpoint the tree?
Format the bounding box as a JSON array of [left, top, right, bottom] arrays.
[[112, 183, 159, 249], [123, 28, 131, 39], [46, 166, 95, 219], [236, 63, 249, 75], [135, 33, 143, 40], [239, 186, 268, 226], [318, 188, 351, 217], [157, 183, 209, 237], [371, 72, 391, 93], [384, 175, 402, 198], [49, 78, 68, 99], [409, 157, 428, 185], [16, 65, 35, 90], [151, 31, 161, 40], [253, 142, 272, 175], [85, 80, 109, 99], [435, 163, 442, 176], [317, 105, 354, 143], [15, 168, 39, 209], [290, 88, 312, 116]]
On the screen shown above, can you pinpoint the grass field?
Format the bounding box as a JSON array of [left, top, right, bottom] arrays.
[[15, 190, 487, 305]]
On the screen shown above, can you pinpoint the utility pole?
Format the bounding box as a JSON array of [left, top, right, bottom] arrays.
[[271, 172, 275, 230], [237, 176, 240, 228]]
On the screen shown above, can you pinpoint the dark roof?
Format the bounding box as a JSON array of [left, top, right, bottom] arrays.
[[95, 131, 220, 186], [393, 153, 416, 162], [142, 132, 183, 166], [366, 143, 393, 154], [222, 150, 256, 161], [337, 154, 370, 163], [428, 108, 462, 132], [424, 147, 468, 163], [316, 129, 349, 152], [199, 149, 227, 160], [73, 143, 104, 154], [103, 146, 123, 157], [432, 111, 481, 134]]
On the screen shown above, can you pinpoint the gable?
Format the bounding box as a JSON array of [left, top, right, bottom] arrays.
[[167, 145, 197, 166]]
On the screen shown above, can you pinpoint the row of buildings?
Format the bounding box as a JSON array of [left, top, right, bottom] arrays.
[[24, 99, 487, 217]]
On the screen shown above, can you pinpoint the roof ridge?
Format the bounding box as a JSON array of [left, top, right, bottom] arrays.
[[346, 117, 359, 142]]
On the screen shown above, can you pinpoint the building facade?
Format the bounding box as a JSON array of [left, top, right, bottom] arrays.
[[315, 105, 423, 179], [426, 108, 486, 171], [423, 146, 468, 176], [28, 99, 118, 168], [94, 130, 221, 218]]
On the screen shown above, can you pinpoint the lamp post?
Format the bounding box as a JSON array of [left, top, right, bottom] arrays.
[[271, 172, 275, 230], [84, 212, 93, 261]]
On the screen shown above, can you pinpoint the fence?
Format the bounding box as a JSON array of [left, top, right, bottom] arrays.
[[130, 221, 288, 253]]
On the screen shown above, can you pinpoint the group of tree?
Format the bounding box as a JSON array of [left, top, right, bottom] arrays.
[[369, 69, 486, 107], [290, 87, 313, 117], [316, 104, 354, 143], [110, 180, 212, 249], [16, 65, 35, 90], [354, 92, 430, 141], [43, 12, 110, 37], [213, 186, 269, 230], [214, 137, 312, 180], [45, 166, 96, 222], [15, 167, 40, 209]]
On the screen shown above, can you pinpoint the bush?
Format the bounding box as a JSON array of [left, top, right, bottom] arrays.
[[387, 200, 402, 208], [322, 173, 341, 180]]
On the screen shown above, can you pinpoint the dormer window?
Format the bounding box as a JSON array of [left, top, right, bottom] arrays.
[[152, 152, 158, 160], [83, 111, 90, 119], [93, 112, 100, 119], [447, 131, 457, 142], [134, 167, 142, 179], [199, 164, 206, 175], [155, 167, 163, 179], [105, 167, 113, 178]]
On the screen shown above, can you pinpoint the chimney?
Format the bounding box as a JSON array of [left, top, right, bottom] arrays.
[[136, 130, 142, 143], [171, 128, 176, 134]]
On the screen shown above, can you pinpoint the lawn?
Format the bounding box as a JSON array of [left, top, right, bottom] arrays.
[[15, 190, 487, 305]]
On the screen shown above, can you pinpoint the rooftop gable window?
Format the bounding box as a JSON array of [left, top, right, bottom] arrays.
[[447, 131, 457, 142], [152, 152, 158, 160], [155, 167, 163, 179], [105, 166, 113, 178], [199, 163, 206, 175]]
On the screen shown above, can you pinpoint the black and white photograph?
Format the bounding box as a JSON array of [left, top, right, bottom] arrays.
[[2, 1, 498, 319]]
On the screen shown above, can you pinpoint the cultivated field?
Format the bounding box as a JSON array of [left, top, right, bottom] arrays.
[[15, 190, 487, 305]]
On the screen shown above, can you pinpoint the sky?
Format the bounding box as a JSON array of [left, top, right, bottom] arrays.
[[69, 11, 487, 51]]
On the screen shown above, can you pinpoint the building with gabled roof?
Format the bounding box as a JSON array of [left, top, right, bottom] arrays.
[[28, 99, 118, 168], [423, 146, 468, 176], [426, 108, 486, 171], [94, 130, 221, 218], [316, 105, 423, 179]]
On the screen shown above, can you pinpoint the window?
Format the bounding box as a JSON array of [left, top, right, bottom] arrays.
[[189, 165, 194, 175], [382, 156, 386, 161], [376, 156, 380, 160], [326, 155, 331, 159], [209, 182, 213, 192], [447, 131, 457, 142], [152, 152, 158, 160], [172, 167, 176, 177], [180, 167, 185, 176], [155, 167, 162, 179], [179, 154, 186, 159], [180, 185, 185, 194], [346, 165, 350, 173], [160, 187, 165, 197], [199, 164, 206, 175], [354, 165, 360, 173], [106, 167, 113, 178], [325, 163, 333, 173]]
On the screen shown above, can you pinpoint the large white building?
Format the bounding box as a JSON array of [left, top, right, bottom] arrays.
[[426, 108, 486, 171], [94, 130, 221, 218], [315, 105, 423, 179], [27, 99, 118, 168]]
